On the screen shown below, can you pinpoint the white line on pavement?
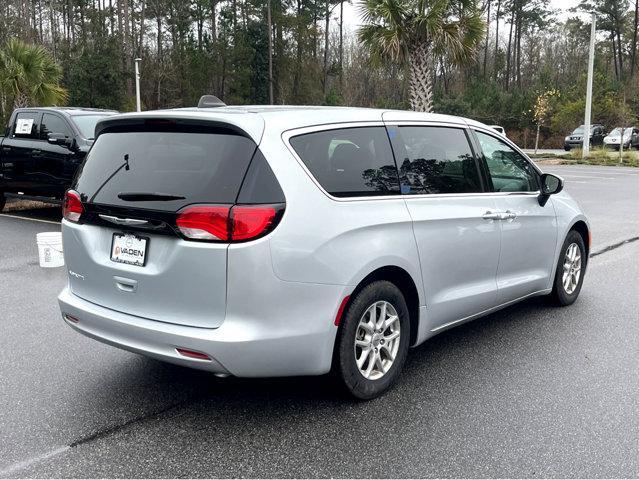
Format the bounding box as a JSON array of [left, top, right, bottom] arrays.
[[0, 213, 60, 225], [0, 446, 69, 477], [549, 168, 638, 175], [560, 175, 615, 180]]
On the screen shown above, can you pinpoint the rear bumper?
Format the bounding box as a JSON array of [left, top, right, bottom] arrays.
[[59, 285, 343, 377]]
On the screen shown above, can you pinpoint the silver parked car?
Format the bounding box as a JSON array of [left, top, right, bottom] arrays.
[[59, 102, 590, 399]]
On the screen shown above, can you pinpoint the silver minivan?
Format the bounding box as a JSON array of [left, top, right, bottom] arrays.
[[59, 103, 590, 399]]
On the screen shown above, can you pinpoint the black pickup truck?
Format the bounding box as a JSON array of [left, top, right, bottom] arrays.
[[0, 107, 117, 211]]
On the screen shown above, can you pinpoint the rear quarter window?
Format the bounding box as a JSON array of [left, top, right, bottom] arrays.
[[74, 127, 257, 211], [289, 126, 399, 197]]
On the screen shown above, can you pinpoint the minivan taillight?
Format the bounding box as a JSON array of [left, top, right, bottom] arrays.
[[232, 206, 278, 241], [62, 190, 83, 222], [176, 205, 230, 241], [176, 204, 283, 242]]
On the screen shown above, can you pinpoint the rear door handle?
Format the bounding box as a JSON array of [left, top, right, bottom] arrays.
[[482, 211, 502, 221], [503, 210, 517, 220]]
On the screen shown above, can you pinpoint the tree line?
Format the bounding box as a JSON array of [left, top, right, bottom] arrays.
[[1, 0, 638, 147]]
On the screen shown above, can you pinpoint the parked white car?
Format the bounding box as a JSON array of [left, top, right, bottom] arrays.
[[604, 127, 639, 150]]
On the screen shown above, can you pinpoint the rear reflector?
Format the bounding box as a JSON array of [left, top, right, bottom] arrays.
[[62, 190, 83, 222], [176, 348, 211, 361], [334, 295, 351, 326]]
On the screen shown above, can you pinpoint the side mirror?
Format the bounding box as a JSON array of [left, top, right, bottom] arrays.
[[538, 173, 564, 206], [47, 133, 73, 149]]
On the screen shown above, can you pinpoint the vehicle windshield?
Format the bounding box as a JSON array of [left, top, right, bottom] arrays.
[[572, 127, 585, 135], [609, 127, 633, 137], [71, 115, 111, 140]]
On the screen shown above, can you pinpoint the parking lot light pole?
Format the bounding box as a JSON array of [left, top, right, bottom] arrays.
[[135, 58, 142, 112], [583, 13, 596, 158]]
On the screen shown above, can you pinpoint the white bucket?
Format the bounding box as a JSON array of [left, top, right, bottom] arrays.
[[37, 232, 64, 268]]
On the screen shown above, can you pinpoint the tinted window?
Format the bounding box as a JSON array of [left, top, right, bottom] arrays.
[[72, 115, 109, 139], [476, 131, 539, 192], [289, 127, 399, 197], [41, 113, 72, 139], [12, 112, 41, 139], [74, 128, 256, 211], [389, 126, 482, 194], [237, 149, 285, 204]]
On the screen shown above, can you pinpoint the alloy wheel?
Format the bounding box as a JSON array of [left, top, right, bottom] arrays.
[[562, 242, 582, 295], [354, 301, 401, 380]]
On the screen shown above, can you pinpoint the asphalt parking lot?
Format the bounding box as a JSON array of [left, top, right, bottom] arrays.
[[1, 164, 638, 478]]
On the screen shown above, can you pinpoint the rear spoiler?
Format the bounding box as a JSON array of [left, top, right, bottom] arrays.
[[93, 112, 264, 143]]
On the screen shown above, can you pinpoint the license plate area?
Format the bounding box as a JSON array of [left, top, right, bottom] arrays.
[[110, 233, 148, 266]]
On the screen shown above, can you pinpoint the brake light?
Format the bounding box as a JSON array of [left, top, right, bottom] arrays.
[[232, 206, 277, 241], [176, 205, 230, 241], [176, 204, 282, 242], [62, 190, 83, 222]]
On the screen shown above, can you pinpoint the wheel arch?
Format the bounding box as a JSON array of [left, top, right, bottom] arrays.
[[570, 220, 590, 258], [347, 265, 421, 347]]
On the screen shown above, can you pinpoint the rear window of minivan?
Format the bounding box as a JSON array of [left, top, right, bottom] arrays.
[[74, 127, 256, 211], [289, 127, 400, 197]]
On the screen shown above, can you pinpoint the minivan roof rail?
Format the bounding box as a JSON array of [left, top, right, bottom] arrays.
[[198, 95, 226, 108]]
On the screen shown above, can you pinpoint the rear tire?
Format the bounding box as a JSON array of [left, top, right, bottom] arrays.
[[335, 280, 410, 400], [550, 230, 587, 306]]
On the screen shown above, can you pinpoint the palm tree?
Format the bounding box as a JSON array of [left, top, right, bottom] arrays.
[[358, 0, 484, 112], [0, 39, 68, 110]]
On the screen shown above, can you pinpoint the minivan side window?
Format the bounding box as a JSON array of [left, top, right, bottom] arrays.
[[40, 113, 72, 140], [475, 130, 539, 192], [289, 127, 400, 197], [389, 126, 482, 195], [12, 112, 41, 139]]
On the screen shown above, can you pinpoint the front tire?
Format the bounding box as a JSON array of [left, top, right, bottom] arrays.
[[335, 281, 410, 400], [550, 230, 587, 306]]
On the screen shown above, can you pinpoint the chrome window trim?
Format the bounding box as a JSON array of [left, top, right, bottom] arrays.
[[383, 119, 468, 128], [282, 122, 542, 203]]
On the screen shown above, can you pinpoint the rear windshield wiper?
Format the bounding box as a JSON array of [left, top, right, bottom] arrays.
[[117, 192, 186, 201]]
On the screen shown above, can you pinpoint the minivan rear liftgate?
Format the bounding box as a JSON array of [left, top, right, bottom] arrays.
[[62, 119, 285, 329]]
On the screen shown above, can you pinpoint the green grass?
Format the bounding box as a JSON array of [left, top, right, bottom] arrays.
[[529, 147, 639, 167], [527, 152, 572, 160], [565, 147, 639, 167]]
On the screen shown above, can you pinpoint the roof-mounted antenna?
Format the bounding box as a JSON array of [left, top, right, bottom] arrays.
[[197, 95, 226, 108]]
